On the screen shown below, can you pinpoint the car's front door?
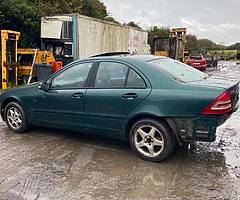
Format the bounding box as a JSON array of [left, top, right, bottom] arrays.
[[85, 61, 151, 135], [30, 62, 93, 130]]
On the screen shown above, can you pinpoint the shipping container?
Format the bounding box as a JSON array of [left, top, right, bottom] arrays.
[[41, 14, 150, 64]]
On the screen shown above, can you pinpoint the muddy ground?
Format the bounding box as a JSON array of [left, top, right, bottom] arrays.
[[0, 61, 240, 200]]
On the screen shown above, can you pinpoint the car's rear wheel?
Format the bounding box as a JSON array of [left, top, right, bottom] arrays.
[[4, 102, 28, 133], [129, 119, 175, 162]]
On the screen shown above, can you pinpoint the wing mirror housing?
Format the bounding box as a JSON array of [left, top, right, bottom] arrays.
[[38, 81, 50, 91]]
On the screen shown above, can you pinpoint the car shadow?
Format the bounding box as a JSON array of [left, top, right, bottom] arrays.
[[2, 124, 228, 166], [29, 125, 130, 151]]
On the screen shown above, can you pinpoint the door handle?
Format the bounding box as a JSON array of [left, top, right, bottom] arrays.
[[122, 93, 138, 100], [72, 92, 84, 98]]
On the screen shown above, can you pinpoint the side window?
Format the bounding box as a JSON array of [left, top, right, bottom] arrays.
[[51, 62, 92, 89], [94, 62, 128, 88], [127, 69, 146, 88]]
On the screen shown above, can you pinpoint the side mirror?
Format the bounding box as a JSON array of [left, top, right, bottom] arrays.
[[38, 82, 49, 91]]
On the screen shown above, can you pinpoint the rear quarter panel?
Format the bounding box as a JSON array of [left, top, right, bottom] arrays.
[[126, 85, 224, 118]]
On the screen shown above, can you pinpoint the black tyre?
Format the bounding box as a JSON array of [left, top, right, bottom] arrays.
[[129, 119, 175, 162], [4, 102, 28, 133]]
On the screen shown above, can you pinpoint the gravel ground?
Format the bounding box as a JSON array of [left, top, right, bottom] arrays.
[[0, 61, 239, 200]]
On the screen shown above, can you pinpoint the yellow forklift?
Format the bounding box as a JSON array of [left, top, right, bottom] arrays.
[[17, 48, 58, 84], [153, 28, 188, 62], [0, 30, 20, 90], [0, 30, 62, 89]]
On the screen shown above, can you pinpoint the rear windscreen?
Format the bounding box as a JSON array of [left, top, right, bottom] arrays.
[[190, 56, 202, 60], [149, 58, 208, 82]]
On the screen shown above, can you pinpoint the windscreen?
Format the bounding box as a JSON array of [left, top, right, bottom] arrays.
[[149, 58, 208, 82]]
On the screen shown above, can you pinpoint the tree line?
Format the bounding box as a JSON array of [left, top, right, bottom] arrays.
[[147, 29, 240, 54], [0, 0, 238, 53], [185, 35, 240, 54]]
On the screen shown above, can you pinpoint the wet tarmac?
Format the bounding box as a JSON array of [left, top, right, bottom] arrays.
[[0, 61, 240, 200]]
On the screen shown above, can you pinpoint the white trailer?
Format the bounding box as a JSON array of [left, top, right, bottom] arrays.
[[41, 14, 150, 63]]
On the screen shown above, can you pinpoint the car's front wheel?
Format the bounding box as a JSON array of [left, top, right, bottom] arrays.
[[4, 102, 28, 133], [129, 119, 175, 162]]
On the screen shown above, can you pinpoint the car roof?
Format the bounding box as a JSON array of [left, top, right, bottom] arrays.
[[88, 54, 166, 62]]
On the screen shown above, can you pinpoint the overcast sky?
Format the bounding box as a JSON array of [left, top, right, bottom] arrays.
[[101, 0, 240, 45]]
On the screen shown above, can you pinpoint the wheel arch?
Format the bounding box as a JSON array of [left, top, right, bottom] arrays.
[[1, 97, 23, 121], [124, 114, 181, 145]]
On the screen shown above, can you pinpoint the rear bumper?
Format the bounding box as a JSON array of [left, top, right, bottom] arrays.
[[192, 64, 208, 71], [174, 113, 232, 142]]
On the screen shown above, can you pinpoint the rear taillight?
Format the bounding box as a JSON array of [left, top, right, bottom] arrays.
[[201, 91, 232, 115]]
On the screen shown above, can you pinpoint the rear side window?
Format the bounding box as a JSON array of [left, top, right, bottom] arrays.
[[127, 69, 146, 88], [94, 62, 128, 88]]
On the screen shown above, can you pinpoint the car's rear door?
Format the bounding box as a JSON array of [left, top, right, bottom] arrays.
[[85, 61, 151, 135], [30, 62, 94, 130]]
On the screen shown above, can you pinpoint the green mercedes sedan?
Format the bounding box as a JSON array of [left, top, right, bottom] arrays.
[[0, 55, 239, 162]]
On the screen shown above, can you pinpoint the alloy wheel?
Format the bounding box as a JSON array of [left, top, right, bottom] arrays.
[[7, 106, 23, 130], [134, 125, 164, 157]]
